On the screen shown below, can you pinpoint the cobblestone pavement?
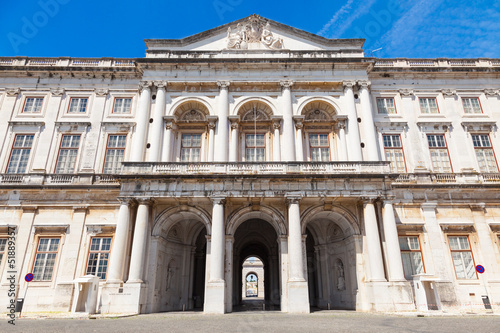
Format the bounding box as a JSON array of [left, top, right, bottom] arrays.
[[2, 311, 500, 333]]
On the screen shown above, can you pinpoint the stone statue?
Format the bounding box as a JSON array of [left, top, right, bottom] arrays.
[[336, 259, 345, 291], [165, 259, 176, 291], [261, 23, 284, 49]]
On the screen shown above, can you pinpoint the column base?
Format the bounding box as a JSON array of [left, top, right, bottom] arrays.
[[101, 282, 147, 314], [287, 280, 310, 313], [204, 280, 226, 314]]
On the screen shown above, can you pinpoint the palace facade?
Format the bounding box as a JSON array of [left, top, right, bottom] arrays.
[[1, 15, 500, 314]]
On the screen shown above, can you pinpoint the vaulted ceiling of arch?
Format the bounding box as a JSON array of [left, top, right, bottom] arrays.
[[174, 101, 210, 121], [237, 100, 273, 121], [302, 100, 337, 121]]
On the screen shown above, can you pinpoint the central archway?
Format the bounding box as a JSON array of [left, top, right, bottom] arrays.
[[232, 219, 281, 311]]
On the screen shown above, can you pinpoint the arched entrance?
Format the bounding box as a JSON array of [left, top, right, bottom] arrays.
[[303, 207, 360, 310], [232, 219, 281, 311], [149, 207, 211, 312], [242, 257, 264, 299]]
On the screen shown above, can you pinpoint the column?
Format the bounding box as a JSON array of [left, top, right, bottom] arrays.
[[358, 80, 380, 161], [281, 81, 296, 161], [224, 236, 234, 313], [204, 197, 226, 313], [279, 236, 289, 312], [382, 200, 406, 281], [228, 116, 239, 162], [342, 81, 362, 161], [107, 198, 133, 283], [161, 116, 175, 162], [293, 116, 305, 162], [214, 81, 230, 162], [148, 81, 167, 162], [127, 198, 151, 283], [286, 194, 310, 313], [363, 198, 385, 281], [131, 81, 152, 161], [207, 116, 218, 162], [336, 119, 348, 160], [271, 116, 282, 161]]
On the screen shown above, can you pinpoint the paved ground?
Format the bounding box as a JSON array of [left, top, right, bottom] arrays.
[[2, 311, 500, 333]]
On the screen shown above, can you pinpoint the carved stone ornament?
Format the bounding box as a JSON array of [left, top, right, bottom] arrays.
[[139, 81, 153, 92], [280, 80, 293, 89], [484, 89, 499, 96], [441, 89, 456, 97], [305, 109, 329, 122], [242, 109, 269, 122], [94, 88, 109, 96], [217, 81, 230, 89], [357, 80, 371, 89], [155, 81, 168, 89], [181, 109, 205, 122], [6, 88, 20, 96], [398, 88, 414, 97], [50, 87, 65, 96], [342, 81, 356, 90], [227, 15, 284, 50]]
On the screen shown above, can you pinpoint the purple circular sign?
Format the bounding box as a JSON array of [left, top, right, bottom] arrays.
[[476, 265, 485, 274], [25, 273, 34, 282]]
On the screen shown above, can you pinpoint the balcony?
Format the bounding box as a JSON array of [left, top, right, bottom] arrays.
[[0, 174, 118, 186], [120, 161, 391, 176]]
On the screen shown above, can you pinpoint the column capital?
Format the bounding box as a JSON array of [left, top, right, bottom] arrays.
[[94, 88, 109, 96], [217, 81, 230, 89], [211, 197, 226, 205], [421, 202, 437, 212], [335, 118, 347, 130], [154, 81, 168, 89], [228, 115, 240, 128], [361, 196, 378, 204], [285, 193, 302, 205], [136, 197, 153, 205], [117, 197, 135, 206], [6, 88, 21, 96], [469, 203, 486, 212], [207, 115, 218, 129], [139, 81, 153, 92], [293, 115, 304, 129], [280, 80, 294, 89], [50, 87, 65, 96], [357, 80, 371, 89], [342, 80, 356, 89]]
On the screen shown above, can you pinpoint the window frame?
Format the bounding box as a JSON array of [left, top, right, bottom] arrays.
[[31, 237, 61, 282], [448, 235, 477, 280], [67, 97, 89, 114], [399, 235, 426, 280], [244, 132, 267, 162], [308, 133, 331, 162], [180, 133, 203, 162], [54, 134, 81, 173], [383, 134, 407, 172], [21, 96, 44, 114], [6, 134, 35, 174], [471, 133, 498, 173], [102, 134, 127, 174], [427, 134, 453, 173], [376, 97, 397, 115], [419, 97, 440, 114], [461, 97, 483, 114], [85, 236, 113, 280], [111, 97, 133, 114]]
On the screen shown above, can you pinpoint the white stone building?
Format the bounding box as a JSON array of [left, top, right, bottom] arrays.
[[1, 15, 500, 315]]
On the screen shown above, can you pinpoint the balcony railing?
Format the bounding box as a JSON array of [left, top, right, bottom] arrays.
[[394, 173, 500, 185], [0, 174, 118, 186], [121, 161, 391, 175]]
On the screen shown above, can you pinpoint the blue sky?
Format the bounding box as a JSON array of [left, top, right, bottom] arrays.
[[0, 0, 498, 58]]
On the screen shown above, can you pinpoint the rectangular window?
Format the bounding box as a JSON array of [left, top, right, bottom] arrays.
[[449, 236, 476, 279], [112, 98, 132, 114], [462, 97, 482, 114], [68, 98, 88, 113], [180, 134, 202, 162], [427, 134, 452, 172], [399, 236, 424, 280], [472, 134, 498, 173], [103, 135, 126, 174], [7, 134, 34, 174], [309, 133, 330, 162], [86, 237, 112, 279], [33, 238, 60, 281], [22, 97, 44, 113], [383, 135, 406, 172], [246, 134, 265, 161], [55, 135, 81, 173], [377, 98, 396, 114], [0, 238, 6, 266], [419, 98, 439, 114]]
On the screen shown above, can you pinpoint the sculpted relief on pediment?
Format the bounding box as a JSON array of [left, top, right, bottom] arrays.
[[227, 16, 284, 50]]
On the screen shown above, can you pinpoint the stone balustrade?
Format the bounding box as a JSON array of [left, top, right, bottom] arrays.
[[0, 174, 118, 186], [393, 172, 500, 185], [0, 57, 136, 68], [374, 58, 499, 68]]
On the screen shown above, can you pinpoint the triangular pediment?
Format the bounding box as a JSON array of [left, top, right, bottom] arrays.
[[145, 14, 364, 55]]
